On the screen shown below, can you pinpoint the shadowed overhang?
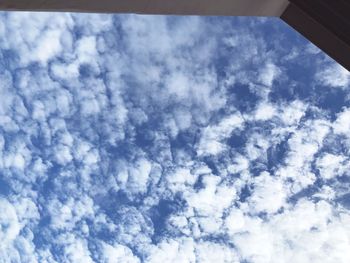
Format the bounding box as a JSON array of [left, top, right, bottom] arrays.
[[0, 0, 289, 16]]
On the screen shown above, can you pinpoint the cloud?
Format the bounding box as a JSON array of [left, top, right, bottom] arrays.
[[100, 242, 140, 263], [0, 11, 349, 263], [197, 114, 244, 156], [316, 153, 348, 180], [231, 199, 350, 263], [184, 174, 237, 217], [333, 108, 350, 135], [254, 102, 276, 121], [146, 238, 239, 263], [258, 62, 281, 87], [247, 171, 287, 214], [316, 63, 350, 88], [0, 199, 20, 249], [56, 234, 94, 263]]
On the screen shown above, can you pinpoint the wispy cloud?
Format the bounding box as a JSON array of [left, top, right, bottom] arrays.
[[0, 12, 349, 263]]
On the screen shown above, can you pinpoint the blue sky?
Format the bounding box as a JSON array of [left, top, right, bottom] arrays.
[[0, 12, 350, 263]]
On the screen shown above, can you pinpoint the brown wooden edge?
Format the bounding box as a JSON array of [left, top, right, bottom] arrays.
[[281, 1, 350, 71]]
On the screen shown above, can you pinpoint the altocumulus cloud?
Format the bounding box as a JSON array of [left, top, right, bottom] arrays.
[[0, 11, 350, 263]]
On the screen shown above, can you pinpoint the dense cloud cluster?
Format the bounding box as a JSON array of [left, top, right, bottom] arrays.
[[0, 12, 350, 262]]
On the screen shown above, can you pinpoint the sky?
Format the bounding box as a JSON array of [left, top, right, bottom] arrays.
[[0, 11, 350, 263]]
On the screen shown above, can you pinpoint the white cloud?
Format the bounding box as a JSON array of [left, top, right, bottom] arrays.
[[245, 133, 270, 161], [279, 100, 306, 126], [184, 174, 237, 217], [100, 243, 140, 263], [333, 108, 350, 135], [58, 234, 94, 263], [316, 63, 350, 88], [225, 209, 246, 235], [166, 168, 198, 193], [316, 153, 347, 179], [0, 199, 20, 249], [47, 196, 95, 231], [232, 200, 350, 263], [33, 29, 63, 64], [119, 158, 153, 195], [194, 241, 239, 263], [227, 155, 249, 175], [197, 114, 244, 156], [276, 119, 331, 193], [0, 12, 73, 66], [146, 238, 239, 263], [258, 62, 281, 87], [0, 11, 349, 263], [54, 144, 73, 165], [0, 71, 14, 116], [146, 239, 196, 263], [248, 172, 287, 214], [254, 102, 276, 121]]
